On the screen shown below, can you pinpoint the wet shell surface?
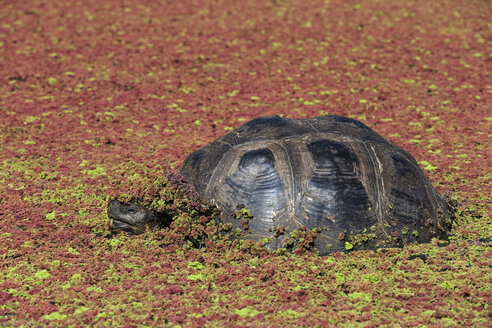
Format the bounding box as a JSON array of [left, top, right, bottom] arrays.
[[180, 116, 453, 254]]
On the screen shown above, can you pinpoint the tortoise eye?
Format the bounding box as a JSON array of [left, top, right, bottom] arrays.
[[125, 207, 137, 214]]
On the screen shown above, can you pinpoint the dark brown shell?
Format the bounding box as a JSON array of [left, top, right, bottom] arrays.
[[180, 116, 453, 254]]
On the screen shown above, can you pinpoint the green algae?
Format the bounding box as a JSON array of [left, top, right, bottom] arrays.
[[233, 307, 262, 318], [34, 270, 51, 281]]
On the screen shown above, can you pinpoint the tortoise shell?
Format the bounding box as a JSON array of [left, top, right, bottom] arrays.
[[180, 116, 453, 254]]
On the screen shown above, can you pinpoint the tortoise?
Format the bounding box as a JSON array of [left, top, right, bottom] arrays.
[[108, 116, 454, 254]]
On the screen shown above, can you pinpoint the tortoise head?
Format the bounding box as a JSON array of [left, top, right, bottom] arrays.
[[107, 199, 165, 235]]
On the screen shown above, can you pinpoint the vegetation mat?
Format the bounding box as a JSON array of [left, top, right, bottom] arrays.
[[0, 0, 490, 326]]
